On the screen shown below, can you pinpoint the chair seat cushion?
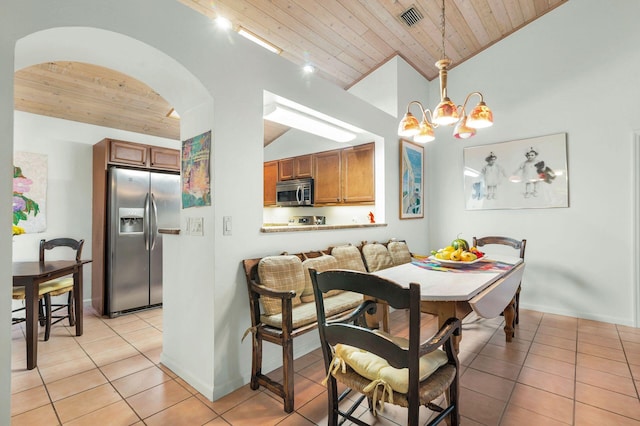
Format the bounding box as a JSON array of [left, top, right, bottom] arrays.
[[261, 291, 362, 329], [332, 334, 448, 394], [39, 277, 74, 296], [12, 282, 65, 299], [333, 362, 457, 408]]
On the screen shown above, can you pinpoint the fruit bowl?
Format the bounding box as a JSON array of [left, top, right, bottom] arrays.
[[428, 255, 483, 268]]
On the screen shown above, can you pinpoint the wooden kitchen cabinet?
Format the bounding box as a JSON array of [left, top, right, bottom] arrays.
[[264, 160, 278, 206], [108, 139, 180, 171], [313, 142, 374, 205], [313, 150, 342, 204], [342, 143, 375, 203], [278, 154, 313, 181], [110, 140, 148, 167], [150, 146, 181, 170]]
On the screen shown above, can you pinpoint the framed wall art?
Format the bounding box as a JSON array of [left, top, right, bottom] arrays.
[[463, 133, 569, 210], [182, 130, 212, 208], [13, 151, 47, 233], [400, 139, 424, 219]]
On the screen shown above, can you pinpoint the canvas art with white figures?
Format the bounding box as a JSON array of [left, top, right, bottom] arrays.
[[464, 133, 568, 210]]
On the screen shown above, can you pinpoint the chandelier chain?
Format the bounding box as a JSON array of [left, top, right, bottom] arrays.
[[440, 0, 446, 59]]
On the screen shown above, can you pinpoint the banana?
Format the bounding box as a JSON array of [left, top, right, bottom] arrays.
[[450, 248, 462, 261]]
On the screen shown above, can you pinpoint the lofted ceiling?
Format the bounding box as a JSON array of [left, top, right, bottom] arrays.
[[13, 0, 567, 143]]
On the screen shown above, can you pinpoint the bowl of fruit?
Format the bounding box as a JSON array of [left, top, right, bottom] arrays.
[[429, 236, 485, 267]]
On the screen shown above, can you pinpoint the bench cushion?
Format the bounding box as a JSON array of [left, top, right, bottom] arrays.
[[331, 245, 366, 272], [387, 240, 412, 265], [361, 242, 394, 272], [301, 254, 340, 303], [261, 291, 362, 329], [258, 255, 306, 315]]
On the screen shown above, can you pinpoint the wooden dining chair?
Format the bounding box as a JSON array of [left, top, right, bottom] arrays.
[[310, 268, 461, 426], [12, 288, 50, 333], [38, 238, 84, 341], [472, 236, 526, 324]]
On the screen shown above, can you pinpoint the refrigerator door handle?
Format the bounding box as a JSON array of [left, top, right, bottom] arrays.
[[150, 193, 158, 250], [144, 193, 150, 250]]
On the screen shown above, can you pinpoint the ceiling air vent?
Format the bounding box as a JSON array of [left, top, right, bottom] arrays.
[[399, 6, 424, 27]]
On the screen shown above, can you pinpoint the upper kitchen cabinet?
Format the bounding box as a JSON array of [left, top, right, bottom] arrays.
[[264, 160, 278, 206], [150, 146, 181, 170], [341, 143, 375, 203], [313, 149, 342, 204], [109, 139, 147, 167], [313, 142, 374, 205], [278, 154, 313, 181], [107, 139, 180, 171]]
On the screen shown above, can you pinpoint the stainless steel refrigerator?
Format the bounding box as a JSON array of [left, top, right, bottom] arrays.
[[106, 167, 180, 317]]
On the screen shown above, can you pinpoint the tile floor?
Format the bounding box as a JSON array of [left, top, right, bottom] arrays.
[[10, 306, 640, 425]]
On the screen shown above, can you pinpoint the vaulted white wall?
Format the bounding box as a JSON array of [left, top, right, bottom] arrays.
[[425, 0, 640, 326]]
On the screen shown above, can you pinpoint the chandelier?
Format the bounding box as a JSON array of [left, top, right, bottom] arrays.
[[398, 0, 494, 142]]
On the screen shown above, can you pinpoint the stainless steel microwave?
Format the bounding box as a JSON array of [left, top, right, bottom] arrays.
[[276, 178, 314, 207]]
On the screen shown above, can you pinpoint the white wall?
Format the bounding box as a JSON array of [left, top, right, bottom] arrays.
[[426, 0, 640, 326], [2, 0, 640, 423]]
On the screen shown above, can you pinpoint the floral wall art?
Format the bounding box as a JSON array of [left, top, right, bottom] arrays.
[[13, 151, 47, 234]]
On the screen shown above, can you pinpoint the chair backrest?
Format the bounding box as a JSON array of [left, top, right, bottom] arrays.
[[310, 269, 423, 388], [39, 238, 84, 262], [472, 236, 526, 259]]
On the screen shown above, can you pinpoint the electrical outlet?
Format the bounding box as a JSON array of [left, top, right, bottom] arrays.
[[189, 217, 204, 236]]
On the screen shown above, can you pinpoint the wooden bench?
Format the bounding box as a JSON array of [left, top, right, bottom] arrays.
[[241, 240, 413, 412]]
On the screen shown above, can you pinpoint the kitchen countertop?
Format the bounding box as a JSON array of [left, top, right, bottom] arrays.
[[261, 223, 386, 233]]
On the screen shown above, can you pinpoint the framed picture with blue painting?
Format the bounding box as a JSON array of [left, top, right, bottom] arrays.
[[400, 139, 424, 219]]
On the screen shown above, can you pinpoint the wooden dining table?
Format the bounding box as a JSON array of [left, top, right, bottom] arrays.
[[12, 259, 91, 370], [372, 254, 525, 351]]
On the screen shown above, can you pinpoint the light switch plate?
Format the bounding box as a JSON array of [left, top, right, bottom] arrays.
[[223, 216, 232, 236]]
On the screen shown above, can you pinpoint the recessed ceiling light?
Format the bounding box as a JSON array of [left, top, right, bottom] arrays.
[[238, 27, 282, 54], [302, 64, 315, 74], [215, 16, 232, 30]]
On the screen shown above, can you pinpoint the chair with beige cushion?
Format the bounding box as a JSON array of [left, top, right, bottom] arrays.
[[38, 238, 84, 341], [12, 287, 50, 337], [242, 254, 362, 412], [472, 236, 526, 324], [12, 237, 83, 341], [310, 268, 461, 426]]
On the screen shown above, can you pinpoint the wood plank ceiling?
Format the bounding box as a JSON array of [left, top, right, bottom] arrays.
[[13, 0, 567, 142]]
